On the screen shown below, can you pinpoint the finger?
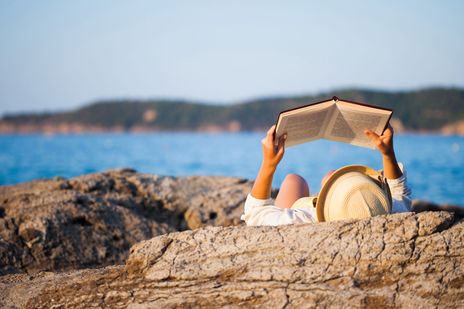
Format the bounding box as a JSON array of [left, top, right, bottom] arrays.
[[276, 144, 285, 158], [265, 125, 276, 144], [277, 133, 287, 148], [276, 136, 286, 156], [384, 125, 393, 137], [276, 133, 286, 153]]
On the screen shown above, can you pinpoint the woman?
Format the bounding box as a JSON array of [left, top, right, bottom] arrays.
[[241, 124, 412, 226]]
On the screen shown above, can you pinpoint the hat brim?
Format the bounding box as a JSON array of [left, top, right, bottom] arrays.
[[316, 165, 391, 222]]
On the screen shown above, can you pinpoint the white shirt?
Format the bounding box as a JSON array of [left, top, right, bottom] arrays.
[[241, 167, 412, 226]]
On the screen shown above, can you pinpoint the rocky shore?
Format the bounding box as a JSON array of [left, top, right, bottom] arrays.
[[0, 170, 463, 308], [0, 169, 255, 275]]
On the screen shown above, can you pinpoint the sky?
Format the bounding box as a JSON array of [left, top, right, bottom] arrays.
[[0, 0, 463, 115]]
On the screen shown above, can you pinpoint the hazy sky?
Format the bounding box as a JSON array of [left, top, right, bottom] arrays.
[[0, 0, 463, 115]]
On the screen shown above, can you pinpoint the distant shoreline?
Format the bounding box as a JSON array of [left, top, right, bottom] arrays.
[[1, 116, 463, 136], [2, 88, 464, 135], [0, 128, 463, 136]]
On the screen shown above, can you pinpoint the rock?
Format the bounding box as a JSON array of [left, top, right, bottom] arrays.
[[126, 173, 253, 229], [0, 169, 253, 274], [0, 211, 463, 308], [441, 120, 464, 135], [412, 199, 464, 218]]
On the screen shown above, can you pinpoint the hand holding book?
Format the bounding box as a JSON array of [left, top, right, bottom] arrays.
[[261, 125, 287, 169], [364, 125, 403, 179], [364, 124, 395, 157], [251, 125, 287, 200]]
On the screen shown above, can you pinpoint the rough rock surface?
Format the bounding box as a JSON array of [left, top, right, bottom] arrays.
[[0, 169, 253, 274], [0, 211, 463, 308]]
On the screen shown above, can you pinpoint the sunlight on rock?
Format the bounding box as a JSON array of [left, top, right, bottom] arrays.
[[143, 109, 157, 123]]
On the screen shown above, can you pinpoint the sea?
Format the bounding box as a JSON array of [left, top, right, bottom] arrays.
[[0, 133, 463, 205]]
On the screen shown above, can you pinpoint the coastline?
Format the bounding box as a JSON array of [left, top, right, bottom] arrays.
[[2, 87, 464, 136], [0, 125, 463, 136], [1, 113, 464, 135]]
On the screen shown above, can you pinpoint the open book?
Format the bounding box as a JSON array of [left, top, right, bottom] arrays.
[[274, 96, 392, 149]]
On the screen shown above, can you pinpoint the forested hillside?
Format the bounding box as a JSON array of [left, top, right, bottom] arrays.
[[1, 88, 463, 132]]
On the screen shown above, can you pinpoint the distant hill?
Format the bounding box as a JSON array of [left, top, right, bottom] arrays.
[[1, 88, 464, 134]]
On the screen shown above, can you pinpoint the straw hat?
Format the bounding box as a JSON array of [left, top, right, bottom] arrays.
[[292, 165, 392, 222]]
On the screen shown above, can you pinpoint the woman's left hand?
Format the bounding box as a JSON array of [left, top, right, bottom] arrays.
[[261, 125, 286, 169]]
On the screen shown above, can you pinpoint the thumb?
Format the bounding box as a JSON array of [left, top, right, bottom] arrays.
[[364, 129, 380, 143], [276, 134, 287, 155]]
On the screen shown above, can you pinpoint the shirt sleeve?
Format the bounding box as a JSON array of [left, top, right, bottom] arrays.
[[241, 194, 316, 226], [384, 163, 412, 213]]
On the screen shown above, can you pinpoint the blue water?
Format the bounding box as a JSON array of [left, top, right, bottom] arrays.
[[0, 133, 463, 205]]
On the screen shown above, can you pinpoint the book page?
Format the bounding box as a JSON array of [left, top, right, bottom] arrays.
[[326, 105, 390, 148], [275, 101, 333, 148]]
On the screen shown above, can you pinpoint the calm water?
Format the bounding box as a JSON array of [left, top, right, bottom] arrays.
[[0, 133, 463, 205]]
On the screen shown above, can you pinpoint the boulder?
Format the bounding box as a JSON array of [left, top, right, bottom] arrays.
[[0, 211, 463, 308], [0, 169, 253, 274]]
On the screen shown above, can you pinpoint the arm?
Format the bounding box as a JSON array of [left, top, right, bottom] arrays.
[[365, 124, 412, 212], [242, 126, 315, 225], [251, 125, 287, 199], [364, 125, 402, 179]]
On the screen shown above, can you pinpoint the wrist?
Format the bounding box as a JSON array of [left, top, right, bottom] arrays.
[[382, 152, 396, 162], [261, 161, 278, 173], [381, 148, 396, 160]]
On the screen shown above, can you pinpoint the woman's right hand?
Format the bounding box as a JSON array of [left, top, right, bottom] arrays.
[[261, 125, 287, 169], [364, 124, 395, 158]]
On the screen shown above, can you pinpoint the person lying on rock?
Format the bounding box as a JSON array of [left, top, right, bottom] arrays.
[[241, 124, 412, 225]]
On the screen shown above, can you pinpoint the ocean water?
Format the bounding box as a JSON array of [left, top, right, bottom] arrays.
[[0, 133, 463, 205]]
